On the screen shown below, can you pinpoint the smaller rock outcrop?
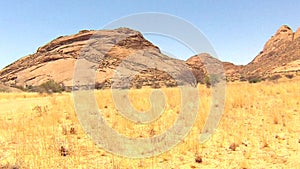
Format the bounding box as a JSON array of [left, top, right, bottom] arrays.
[[186, 53, 225, 83]]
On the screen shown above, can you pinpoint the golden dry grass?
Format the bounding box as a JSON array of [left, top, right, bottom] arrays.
[[0, 79, 299, 168]]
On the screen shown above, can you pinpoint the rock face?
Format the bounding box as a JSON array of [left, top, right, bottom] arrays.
[[0, 28, 197, 89], [222, 62, 244, 81], [0, 83, 22, 93], [186, 53, 225, 83], [294, 27, 300, 40], [243, 25, 300, 77], [0, 30, 97, 87], [193, 25, 300, 81], [262, 25, 294, 55]]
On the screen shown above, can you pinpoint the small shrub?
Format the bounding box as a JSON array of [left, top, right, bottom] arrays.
[[204, 76, 211, 88], [151, 83, 160, 89], [195, 156, 203, 163], [204, 74, 221, 88], [70, 127, 76, 134], [95, 82, 104, 89], [268, 74, 281, 81], [239, 75, 247, 82], [229, 143, 238, 151], [62, 126, 67, 135], [32, 105, 43, 117], [40, 80, 63, 93], [132, 82, 143, 89], [285, 74, 294, 79], [60, 146, 69, 156], [0, 88, 9, 93], [248, 76, 262, 83], [249, 78, 260, 83]]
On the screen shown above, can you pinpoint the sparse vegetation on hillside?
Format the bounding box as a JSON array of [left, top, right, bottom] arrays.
[[204, 74, 222, 87], [268, 74, 282, 81], [38, 80, 63, 93], [13, 80, 64, 93], [247, 76, 263, 83], [285, 74, 294, 79], [0, 88, 9, 93]]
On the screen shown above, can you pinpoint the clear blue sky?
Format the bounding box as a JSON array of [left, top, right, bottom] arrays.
[[1, 0, 299, 69]]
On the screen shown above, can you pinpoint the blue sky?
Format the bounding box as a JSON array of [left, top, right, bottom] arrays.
[[1, 0, 299, 69]]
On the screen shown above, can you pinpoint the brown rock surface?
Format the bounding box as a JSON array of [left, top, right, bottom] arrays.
[[294, 27, 300, 40], [222, 62, 244, 81], [0, 28, 196, 89], [186, 53, 225, 83], [186, 25, 300, 82], [243, 25, 300, 77], [0, 83, 22, 92]]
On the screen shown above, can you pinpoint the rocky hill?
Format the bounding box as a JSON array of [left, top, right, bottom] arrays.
[[242, 25, 300, 78], [0, 25, 299, 91], [0, 28, 199, 90], [186, 53, 227, 82], [222, 62, 244, 81]]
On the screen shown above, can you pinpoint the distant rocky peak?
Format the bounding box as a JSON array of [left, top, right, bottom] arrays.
[[244, 24, 300, 76], [294, 27, 300, 40], [263, 25, 294, 53], [275, 25, 293, 36]]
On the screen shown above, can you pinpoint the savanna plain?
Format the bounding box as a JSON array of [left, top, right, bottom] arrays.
[[0, 78, 299, 169]]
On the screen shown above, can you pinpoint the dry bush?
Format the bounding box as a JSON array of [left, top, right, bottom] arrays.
[[285, 74, 294, 79], [268, 74, 281, 81]]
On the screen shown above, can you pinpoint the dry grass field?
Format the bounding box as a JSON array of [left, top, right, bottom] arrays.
[[0, 78, 299, 168]]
